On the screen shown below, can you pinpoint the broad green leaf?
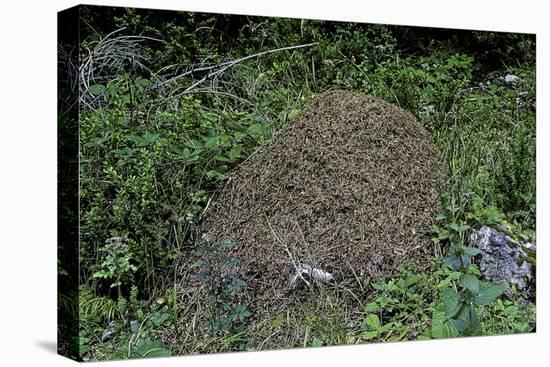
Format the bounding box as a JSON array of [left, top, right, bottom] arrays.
[[127, 135, 144, 144], [449, 223, 460, 232], [460, 254, 472, 268], [362, 330, 378, 341], [454, 304, 480, 336], [462, 246, 481, 256], [204, 136, 219, 149], [364, 314, 380, 330], [431, 304, 459, 339], [143, 133, 159, 145], [365, 302, 380, 313], [459, 273, 480, 294], [174, 148, 190, 160], [442, 287, 462, 318], [474, 281, 505, 306], [448, 318, 468, 333], [185, 139, 203, 149]]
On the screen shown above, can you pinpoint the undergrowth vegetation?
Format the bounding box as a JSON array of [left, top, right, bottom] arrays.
[[58, 7, 536, 360]]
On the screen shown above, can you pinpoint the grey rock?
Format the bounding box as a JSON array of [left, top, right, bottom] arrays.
[[469, 226, 535, 296], [499, 74, 522, 86], [100, 322, 117, 342]]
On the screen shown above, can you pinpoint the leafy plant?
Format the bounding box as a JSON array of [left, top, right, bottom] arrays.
[[438, 274, 504, 336], [195, 238, 250, 335], [92, 236, 137, 297]]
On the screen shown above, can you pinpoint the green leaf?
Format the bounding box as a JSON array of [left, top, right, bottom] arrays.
[[448, 318, 468, 333], [143, 133, 159, 145], [311, 338, 323, 347], [362, 330, 378, 341], [462, 246, 481, 256], [127, 135, 145, 145], [365, 302, 380, 313], [459, 274, 480, 294], [437, 271, 461, 288], [474, 281, 505, 306], [442, 288, 462, 319], [204, 136, 219, 149], [174, 148, 190, 160], [460, 254, 472, 268], [449, 223, 460, 232], [364, 314, 380, 330], [214, 155, 231, 162], [89, 84, 106, 96], [185, 139, 203, 150], [431, 304, 459, 339], [443, 255, 462, 270], [228, 144, 242, 161]]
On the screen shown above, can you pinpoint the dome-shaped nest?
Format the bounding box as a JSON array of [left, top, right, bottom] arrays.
[[200, 90, 442, 301]]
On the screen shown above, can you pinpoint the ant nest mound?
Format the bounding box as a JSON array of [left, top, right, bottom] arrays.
[[201, 90, 442, 303]]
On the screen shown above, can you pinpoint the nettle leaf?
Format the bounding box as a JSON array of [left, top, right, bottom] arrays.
[[474, 281, 505, 306], [460, 254, 472, 268], [442, 287, 462, 319], [443, 255, 462, 270], [448, 317, 468, 333], [431, 304, 459, 339], [462, 246, 481, 256], [452, 304, 480, 336], [459, 273, 480, 294]]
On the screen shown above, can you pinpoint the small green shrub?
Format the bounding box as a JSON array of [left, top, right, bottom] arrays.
[[195, 239, 250, 336]]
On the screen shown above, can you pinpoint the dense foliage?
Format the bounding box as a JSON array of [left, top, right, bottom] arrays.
[[62, 7, 536, 360]]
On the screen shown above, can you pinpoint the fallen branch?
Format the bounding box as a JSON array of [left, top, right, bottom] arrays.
[[164, 42, 318, 96]]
